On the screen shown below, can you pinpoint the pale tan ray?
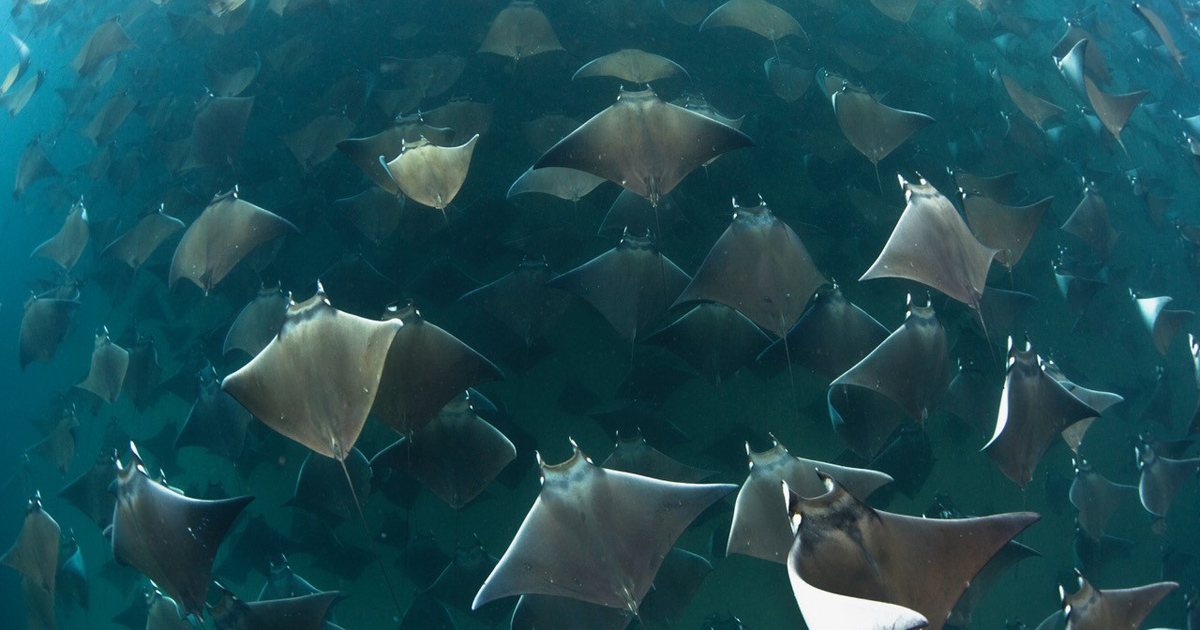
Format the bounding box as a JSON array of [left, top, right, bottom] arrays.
[[700, 0, 807, 45], [207, 55, 259, 97], [71, 18, 135, 78], [1, 33, 30, 95], [383, 134, 479, 212], [1084, 77, 1146, 154], [832, 85, 934, 170], [14, 135, 58, 199], [573, 49, 689, 84], [31, 199, 88, 272], [507, 167, 606, 203], [80, 92, 137, 146], [75, 327, 129, 403], [0, 69, 44, 117], [1000, 73, 1065, 130], [99, 205, 185, 271], [478, 1, 564, 61]]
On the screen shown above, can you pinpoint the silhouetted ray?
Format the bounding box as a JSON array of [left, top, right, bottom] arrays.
[[372, 304, 504, 437], [224, 284, 289, 358], [399, 595, 455, 630], [601, 430, 713, 483], [831, 86, 933, 172], [1084, 78, 1146, 154], [534, 87, 753, 206], [170, 189, 298, 294], [27, 406, 77, 475], [700, 0, 807, 44], [513, 594, 632, 630], [111, 451, 252, 616], [75, 328, 129, 404], [292, 448, 371, 521], [590, 401, 690, 447], [0, 33, 29, 96], [829, 297, 949, 459], [32, 199, 88, 272], [19, 291, 80, 369], [426, 538, 502, 614], [223, 285, 401, 460], [1053, 25, 1112, 85], [1054, 38, 1093, 98], [175, 366, 251, 460], [786, 475, 1038, 630], [319, 254, 399, 318], [599, 189, 687, 239], [478, 1, 563, 61], [71, 18, 134, 78], [181, 96, 254, 171], [1062, 577, 1176, 630], [1061, 189, 1119, 263], [422, 99, 493, 144], [333, 188, 403, 244], [867, 0, 918, 22], [1133, 2, 1185, 69], [1070, 461, 1136, 542], [758, 285, 889, 382], [1136, 442, 1200, 518], [396, 534, 451, 589], [100, 206, 185, 271], [729, 437, 891, 563], [985, 338, 1099, 488], [337, 121, 454, 195], [963, 194, 1050, 268], [0, 69, 42, 116], [948, 540, 1039, 627], [1000, 73, 1065, 130], [473, 443, 735, 612], [211, 586, 340, 630], [1135, 295, 1192, 356], [383, 134, 478, 214], [207, 55, 259, 97], [81, 92, 136, 146], [573, 49, 689, 84], [979, 287, 1038, 341], [674, 199, 825, 338], [59, 453, 116, 528], [638, 548, 713, 626], [507, 167, 606, 203], [645, 303, 770, 384], [143, 589, 196, 630], [955, 171, 1017, 202], [282, 115, 356, 173], [14, 136, 59, 199], [57, 533, 87, 610], [459, 257, 571, 347], [3, 493, 60, 595], [765, 55, 813, 103], [862, 177, 998, 322]]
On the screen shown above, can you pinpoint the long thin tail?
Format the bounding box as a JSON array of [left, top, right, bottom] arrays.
[[339, 459, 405, 618]]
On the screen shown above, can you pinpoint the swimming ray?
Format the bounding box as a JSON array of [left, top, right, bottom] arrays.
[[75, 328, 129, 404], [1136, 441, 1200, 518], [207, 54, 260, 97], [765, 56, 813, 103], [472, 442, 736, 612], [533, 87, 753, 206], [19, 291, 80, 369], [378, 52, 465, 102], [644, 303, 771, 384], [32, 199, 88, 273], [522, 114, 580, 154], [1070, 461, 1136, 542], [337, 120, 456, 195], [14, 136, 59, 199], [757, 285, 889, 383], [372, 303, 504, 438], [3, 493, 59, 630], [831, 86, 934, 173], [547, 232, 691, 343], [1062, 577, 1176, 630], [383, 134, 479, 214], [478, 1, 563, 61], [169, 189, 299, 294], [506, 167, 606, 204], [27, 405, 77, 475], [600, 429, 714, 483], [948, 539, 1039, 627], [598, 189, 687, 239], [728, 436, 892, 563], [984, 338, 1099, 488], [458, 257, 573, 347], [786, 475, 1038, 630], [71, 18, 134, 78], [1055, 38, 1092, 98], [700, 0, 807, 44], [673, 199, 825, 338], [1052, 25, 1112, 86], [828, 296, 950, 460], [174, 365, 251, 461], [1083, 78, 1146, 154], [333, 188, 404, 245], [81, 92, 136, 146], [512, 595, 632, 630], [212, 587, 340, 630], [1000, 73, 1066, 130], [57, 533, 87, 611], [573, 49, 689, 84], [181, 95, 254, 172], [426, 538, 502, 613], [1135, 295, 1193, 356], [292, 448, 371, 521], [282, 114, 356, 173], [1132, 2, 1185, 70], [399, 595, 454, 630], [954, 170, 1018, 202], [1, 69, 44, 117], [978, 287, 1038, 341], [1061, 189, 1119, 263], [319, 254, 400, 318], [422, 99, 493, 144], [639, 548, 713, 626], [100, 206, 185, 271], [58, 453, 116, 528], [963, 193, 1050, 268], [223, 284, 289, 358], [111, 451, 253, 616], [1, 33, 30, 95], [867, 0, 918, 22]]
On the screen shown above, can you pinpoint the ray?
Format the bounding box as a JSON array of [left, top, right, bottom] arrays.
[[1061, 189, 1119, 263], [427, 538, 502, 613], [600, 429, 714, 483], [174, 365, 252, 461], [32, 198, 88, 273], [950, 539, 1039, 627], [100, 205, 185, 271], [765, 56, 813, 103], [211, 585, 340, 630], [472, 442, 736, 612], [829, 296, 949, 459], [700, 0, 807, 44], [27, 405, 77, 475], [599, 189, 687, 239], [1054, 38, 1091, 98], [19, 291, 80, 369], [372, 303, 503, 437], [639, 548, 713, 626], [224, 284, 289, 358], [979, 287, 1038, 340], [1070, 461, 1136, 542], [383, 134, 479, 214], [337, 120, 455, 195], [984, 338, 1099, 488], [1083, 78, 1146, 154], [0, 33, 30, 96], [523, 114, 580, 153], [378, 52, 465, 101], [506, 167, 606, 204], [787, 550, 926, 630], [75, 327, 129, 404], [573, 49, 689, 84], [292, 448, 372, 521], [14, 136, 59, 199], [547, 232, 691, 343], [1052, 25, 1112, 86], [1135, 295, 1193, 356], [644, 303, 771, 384], [1132, 2, 1185, 70], [477, 1, 564, 61], [512, 595, 632, 630], [757, 285, 889, 383], [786, 475, 1038, 630], [399, 595, 455, 630], [57, 533, 87, 611], [59, 453, 116, 528], [0, 69, 44, 116], [207, 54, 260, 97], [861, 176, 999, 323], [169, 189, 299, 294], [319, 254, 400, 318], [963, 193, 1050, 268], [181, 95, 254, 172], [71, 18, 135, 78], [282, 114, 356, 173], [111, 451, 253, 616], [3, 494, 58, 630], [867, 0, 918, 22], [422, 98, 493, 144], [458, 257, 573, 347], [81, 92, 137, 146], [222, 285, 402, 460], [533, 87, 753, 206], [1055, 264, 1107, 316], [1136, 441, 1200, 518], [673, 198, 825, 338], [954, 170, 1018, 202], [333, 188, 404, 245], [1000, 73, 1066, 130], [1062, 577, 1176, 630], [728, 436, 892, 563], [831, 85, 934, 171]]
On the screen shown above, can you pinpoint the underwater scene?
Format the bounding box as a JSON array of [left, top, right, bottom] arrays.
[[3, 1, 1200, 630]]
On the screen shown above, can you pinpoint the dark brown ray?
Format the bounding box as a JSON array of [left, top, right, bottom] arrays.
[[14, 136, 59, 199], [954, 171, 1017, 202], [1, 33, 30, 96], [533, 87, 753, 206], [319, 254, 400, 318], [1061, 189, 1119, 263], [426, 538, 502, 613], [378, 53, 465, 101], [765, 56, 813, 103], [700, 0, 807, 43], [224, 284, 289, 358], [1062, 577, 1176, 630], [100, 206, 185, 271], [547, 232, 691, 343], [828, 297, 950, 460], [513, 595, 632, 630], [573, 49, 689, 84], [371, 303, 504, 437], [758, 285, 889, 382], [1000, 73, 1065, 130], [673, 199, 825, 338], [211, 587, 340, 630], [75, 328, 129, 404], [506, 167, 606, 203], [978, 286, 1037, 341], [1136, 442, 1200, 518], [458, 257, 572, 347], [1135, 295, 1193, 356], [639, 548, 713, 626], [3, 494, 60, 595], [963, 193, 1050, 268], [472, 443, 736, 612], [948, 540, 1039, 627], [59, 454, 116, 528], [522, 114, 580, 154], [174, 366, 251, 461], [337, 120, 456, 195], [422, 99, 493, 144], [1070, 461, 1136, 542], [19, 291, 80, 369], [729, 437, 891, 563], [1132, 2, 1185, 70], [222, 285, 402, 460], [984, 338, 1099, 488], [861, 177, 999, 321], [382, 134, 479, 212], [81, 92, 136, 146], [1083, 77, 1146, 154], [207, 55, 259, 97], [169, 189, 298, 294], [292, 448, 371, 521], [111, 452, 252, 616], [27, 406, 77, 475], [71, 19, 135, 78], [599, 189, 687, 239], [600, 430, 713, 483], [0, 69, 43, 117], [32, 199, 88, 272], [1055, 264, 1107, 316], [333, 188, 404, 244], [282, 115, 356, 173], [644, 303, 770, 384], [477, 1, 564, 61], [181, 96, 254, 172], [1052, 25, 1112, 86], [831, 86, 933, 169], [786, 475, 1039, 630]]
